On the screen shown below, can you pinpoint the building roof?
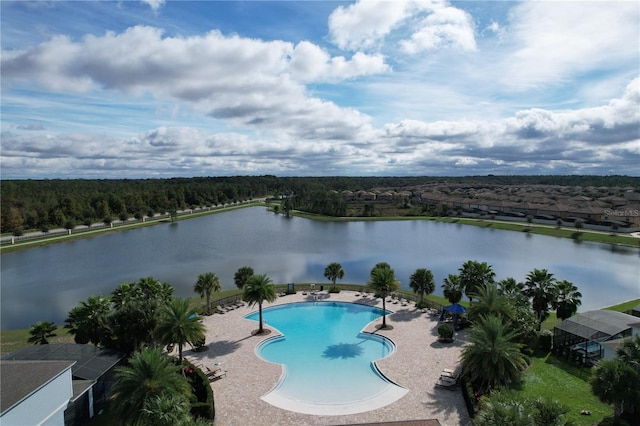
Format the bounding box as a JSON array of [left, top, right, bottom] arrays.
[[1, 344, 124, 381], [0, 360, 75, 414], [554, 310, 636, 341]]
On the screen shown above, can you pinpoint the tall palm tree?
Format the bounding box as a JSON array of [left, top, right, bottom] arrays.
[[324, 262, 345, 291], [193, 272, 221, 314], [409, 268, 435, 304], [497, 277, 528, 307], [110, 348, 192, 426], [468, 283, 513, 322], [555, 280, 582, 321], [459, 260, 495, 305], [156, 298, 205, 365], [234, 266, 254, 290], [524, 268, 558, 330], [460, 314, 528, 393], [28, 321, 57, 345], [65, 295, 112, 346], [442, 274, 463, 304], [367, 264, 400, 329], [243, 274, 277, 334]]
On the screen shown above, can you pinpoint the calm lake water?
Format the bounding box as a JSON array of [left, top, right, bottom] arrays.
[[1, 207, 638, 330]]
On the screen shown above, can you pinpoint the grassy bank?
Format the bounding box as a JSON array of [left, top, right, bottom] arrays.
[[283, 210, 639, 247], [0, 201, 265, 254]]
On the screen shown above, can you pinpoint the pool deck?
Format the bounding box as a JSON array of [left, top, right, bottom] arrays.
[[184, 291, 471, 426]]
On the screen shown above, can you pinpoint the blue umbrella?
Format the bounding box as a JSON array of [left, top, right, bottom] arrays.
[[444, 303, 467, 314]]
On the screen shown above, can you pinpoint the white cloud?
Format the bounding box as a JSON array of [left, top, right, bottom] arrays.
[[502, 1, 639, 90], [399, 5, 476, 53], [140, 0, 165, 11], [328, 0, 476, 54]]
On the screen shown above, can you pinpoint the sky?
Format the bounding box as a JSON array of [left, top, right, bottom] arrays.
[[1, 0, 639, 179]]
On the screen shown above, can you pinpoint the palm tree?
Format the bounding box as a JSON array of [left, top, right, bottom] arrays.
[[65, 295, 112, 346], [616, 335, 640, 370], [442, 274, 463, 304], [591, 358, 640, 420], [409, 268, 435, 305], [468, 283, 513, 322], [243, 274, 277, 334], [459, 260, 495, 305], [193, 272, 221, 314], [324, 262, 345, 291], [555, 280, 582, 320], [234, 266, 254, 289], [460, 314, 528, 393], [110, 348, 192, 425], [497, 277, 528, 307], [155, 298, 205, 365], [140, 393, 194, 426], [367, 264, 400, 329], [524, 268, 558, 330], [28, 321, 57, 344]]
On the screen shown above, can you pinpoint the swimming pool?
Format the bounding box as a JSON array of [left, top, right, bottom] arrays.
[[245, 301, 407, 415]]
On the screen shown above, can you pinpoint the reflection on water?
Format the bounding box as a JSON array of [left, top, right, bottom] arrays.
[[1, 207, 639, 329]]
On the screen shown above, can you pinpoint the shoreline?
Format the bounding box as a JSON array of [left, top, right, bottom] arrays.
[[2, 204, 638, 254]]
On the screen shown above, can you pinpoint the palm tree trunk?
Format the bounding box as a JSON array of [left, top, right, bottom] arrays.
[[258, 303, 263, 333], [382, 298, 387, 328], [206, 294, 211, 314]]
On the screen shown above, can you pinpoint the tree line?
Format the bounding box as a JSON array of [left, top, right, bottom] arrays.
[[3, 175, 639, 233]]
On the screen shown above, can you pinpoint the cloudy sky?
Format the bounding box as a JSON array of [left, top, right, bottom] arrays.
[[1, 0, 639, 179]]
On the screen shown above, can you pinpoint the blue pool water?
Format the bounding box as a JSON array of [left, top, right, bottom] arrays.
[[245, 301, 406, 414]]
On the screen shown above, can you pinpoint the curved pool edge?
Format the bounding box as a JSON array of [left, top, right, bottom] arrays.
[[260, 383, 408, 416]]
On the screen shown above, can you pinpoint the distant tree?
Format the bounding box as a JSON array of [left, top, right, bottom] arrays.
[[555, 280, 582, 321], [324, 262, 345, 291], [119, 210, 129, 222], [367, 263, 400, 329], [556, 218, 563, 228], [28, 321, 57, 345], [234, 266, 254, 290], [193, 272, 221, 314], [12, 227, 24, 237], [103, 216, 113, 226], [169, 209, 178, 222], [156, 298, 205, 365], [243, 274, 277, 334], [524, 268, 558, 330], [409, 268, 435, 305], [110, 348, 192, 426], [64, 220, 75, 231], [574, 219, 584, 231], [616, 335, 640, 370], [83, 218, 92, 228], [442, 274, 463, 304], [459, 260, 495, 305], [497, 277, 528, 307]]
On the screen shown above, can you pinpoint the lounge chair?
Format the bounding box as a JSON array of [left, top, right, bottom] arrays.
[[205, 367, 222, 377], [208, 371, 227, 382], [435, 377, 457, 390]]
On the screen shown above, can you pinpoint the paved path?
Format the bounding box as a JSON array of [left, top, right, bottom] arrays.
[[184, 291, 471, 426]]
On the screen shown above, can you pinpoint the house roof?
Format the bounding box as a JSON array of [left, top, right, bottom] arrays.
[[0, 360, 75, 414], [1, 344, 124, 381], [554, 310, 636, 341]]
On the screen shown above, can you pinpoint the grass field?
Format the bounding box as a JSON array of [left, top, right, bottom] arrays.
[[516, 351, 612, 425]]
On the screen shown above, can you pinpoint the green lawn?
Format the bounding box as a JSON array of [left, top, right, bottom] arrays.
[[604, 298, 640, 313], [516, 351, 612, 425]]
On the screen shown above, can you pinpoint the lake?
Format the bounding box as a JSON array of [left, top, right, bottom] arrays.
[[1, 207, 638, 330]]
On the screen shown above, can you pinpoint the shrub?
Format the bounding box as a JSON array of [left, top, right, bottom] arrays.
[[438, 323, 454, 342], [328, 287, 341, 293], [538, 330, 553, 351]]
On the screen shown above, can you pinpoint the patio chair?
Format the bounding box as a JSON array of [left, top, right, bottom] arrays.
[[435, 377, 457, 390], [208, 371, 227, 382]]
